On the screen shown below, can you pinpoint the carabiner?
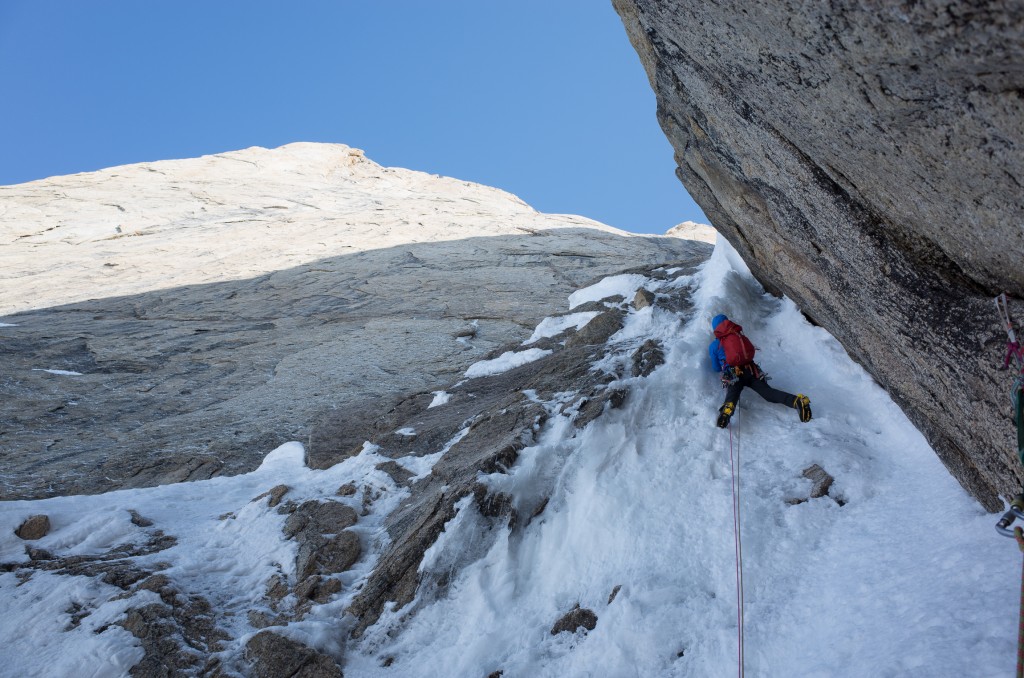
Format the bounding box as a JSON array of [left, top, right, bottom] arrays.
[[995, 494, 1024, 538]]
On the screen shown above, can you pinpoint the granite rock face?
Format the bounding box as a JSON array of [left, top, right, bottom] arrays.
[[614, 0, 1024, 509], [0, 143, 702, 499]]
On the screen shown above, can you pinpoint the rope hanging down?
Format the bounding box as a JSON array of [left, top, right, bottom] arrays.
[[1014, 528, 1024, 678], [995, 293, 1024, 538], [991, 293, 1024, 678], [728, 408, 745, 678]]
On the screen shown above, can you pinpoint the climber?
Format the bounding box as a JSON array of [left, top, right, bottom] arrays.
[[709, 313, 812, 428]]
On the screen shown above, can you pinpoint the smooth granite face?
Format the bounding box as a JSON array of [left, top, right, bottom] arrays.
[[0, 143, 703, 499], [613, 0, 1024, 509]]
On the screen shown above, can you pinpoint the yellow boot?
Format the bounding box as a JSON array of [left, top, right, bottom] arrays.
[[795, 394, 812, 423], [717, 401, 735, 428]]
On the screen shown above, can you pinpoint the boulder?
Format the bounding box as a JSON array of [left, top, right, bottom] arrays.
[[15, 515, 50, 540], [632, 288, 656, 310], [128, 510, 154, 527], [803, 464, 835, 499], [565, 310, 625, 347], [550, 604, 598, 635], [786, 464, 843, 506]]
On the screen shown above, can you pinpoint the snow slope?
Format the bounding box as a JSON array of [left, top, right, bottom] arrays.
[[0, 239, 1017, 677]]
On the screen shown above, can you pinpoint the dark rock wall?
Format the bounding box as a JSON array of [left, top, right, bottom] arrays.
[[613, 0, 1024, 509]]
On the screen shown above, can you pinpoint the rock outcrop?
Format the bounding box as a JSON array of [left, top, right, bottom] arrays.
[[0, 143, 703, 499], [244, 631, 342, 678], [614, 1, 1024, 509]]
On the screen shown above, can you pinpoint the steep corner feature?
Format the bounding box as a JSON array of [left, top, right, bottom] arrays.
[[613, 0, 1024, 509]]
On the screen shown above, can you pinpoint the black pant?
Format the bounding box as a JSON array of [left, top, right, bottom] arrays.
[[723, 364, 797, 409]]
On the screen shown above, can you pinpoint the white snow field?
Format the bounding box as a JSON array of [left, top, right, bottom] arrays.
[[0, 239, 1018, 677]]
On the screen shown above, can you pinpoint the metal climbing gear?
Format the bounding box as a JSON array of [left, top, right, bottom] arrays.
[[996, 495, 1024, 538]]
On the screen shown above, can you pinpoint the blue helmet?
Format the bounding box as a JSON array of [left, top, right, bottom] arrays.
[[711, 313, 728, 329]]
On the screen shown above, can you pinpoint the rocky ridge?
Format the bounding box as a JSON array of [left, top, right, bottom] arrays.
[[0, 143, 702, 499], [613, 0, 1024, 509]]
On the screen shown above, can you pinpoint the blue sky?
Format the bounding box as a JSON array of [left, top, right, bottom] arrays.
[[0, 1, 707, 234]]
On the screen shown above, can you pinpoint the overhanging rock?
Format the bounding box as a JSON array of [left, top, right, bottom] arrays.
[[613, 0, 1024, 510]]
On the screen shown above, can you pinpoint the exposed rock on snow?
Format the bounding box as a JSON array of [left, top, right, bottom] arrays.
[[803, 464, 835, 500], [564, 310, 625, 347], [244, 631, 342, 678], [374, 460, 414, 488], [282, 500, 362, 583], [120, 591, 228, 678], [613, 0, 1024, 509], [786, 464, 842, 506], [632, 287, 656, 310], [631, 339, 665, 378], [14, 514, 50, 540], [282, 500, 358, 539], [294, 575, 342, 605], [0, 142, 707, 499], [295, 531, 361, 582], [252, 484, 290, 508], [127, 509, 154, 527], [550, 604, 598, 635]]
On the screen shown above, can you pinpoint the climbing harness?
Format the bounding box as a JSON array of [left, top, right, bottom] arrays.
[[728, 407, 745, 678], [992, 293, 1024, 677]]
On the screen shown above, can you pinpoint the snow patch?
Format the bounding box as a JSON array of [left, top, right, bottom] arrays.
[[568, 274, 650, 309], [522, 312, 601, 345], [428, 391, 452, 408], [464, 349, 552, 379]]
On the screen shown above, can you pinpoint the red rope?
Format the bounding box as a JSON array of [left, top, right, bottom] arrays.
[[729, 413, 745, 678]]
